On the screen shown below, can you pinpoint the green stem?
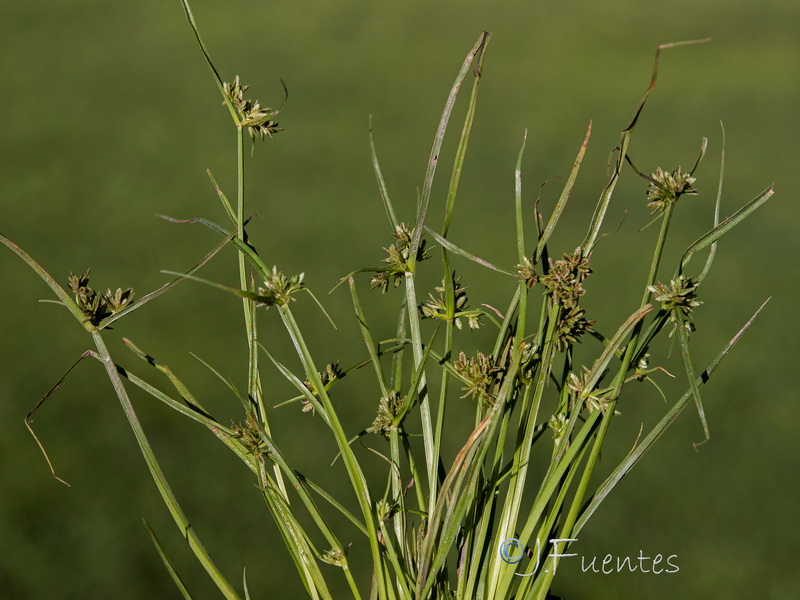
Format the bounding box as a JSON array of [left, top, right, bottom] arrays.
[[403, 272, 436, 502], [92, 331, 240, 599], [535, 203, 677, 598], [278, 306, 387, 598]]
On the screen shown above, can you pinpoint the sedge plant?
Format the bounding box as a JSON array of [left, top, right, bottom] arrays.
[[2, 2, 774, 598]]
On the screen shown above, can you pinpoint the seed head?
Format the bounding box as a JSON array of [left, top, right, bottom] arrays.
[[257, 267, 304, 307], [372, 391, 405, 438], [420, 274, 481, 330], [646, 167, 697, 213], [370, 224, 430, 293], [224, 76, 282, 140], [542, 248, 591, 309]]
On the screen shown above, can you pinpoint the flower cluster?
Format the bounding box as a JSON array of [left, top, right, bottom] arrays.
[[515, 256, 538, 288], [420, 274, 481, 330], [68, 269, 134, 327], [302, 362, 344, 414], [256, 267, 305, 307], [649, 274, 702, 336], [649, 274, 701, 320], [231, 413, 268, 457], [555, 306, 595, 351], [646, 166, 698, 213], [370, 223, 430, 293], [372, 391, 405, 438], [223, 76, 282, 140], [452, 352, 504, 407], [541, 248, 591, 309], [566, 368, 613, 414]]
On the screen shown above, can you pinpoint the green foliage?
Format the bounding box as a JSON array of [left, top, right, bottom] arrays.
[[1, 2, 774, 599]]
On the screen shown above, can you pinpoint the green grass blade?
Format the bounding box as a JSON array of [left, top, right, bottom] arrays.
[[277, 305, 386, 596], [258, 343, 331, 425], [105, 352, 257, 472], [207, 169, 237, 226], [417, 356, 521, 599], [158, 215, 273, 280], [179, 0, 239, 124], [442, 33, 490, 237], [261, 482, 331, 600], [349, 277, 390, 397], [144, 520, 194, 600], [698, 122, 725, 283], [91, 332, 240, 599], [572, 297, 770, 535], [159, 270, 272, 305], [424, 227, 516, 276], [369, 117, 400, 231], [123, 338, 212, 414], [535, 121, 592, 262], [0, 233, 88, 329], [674, 311, 709, 445], [582, 303, 653, 394], [582, 39, 710, 252], [408, 31, 490, 266], [189, 352, 249, 411], [99, 233, 233, 328], [515, 130, 528, 263], [679, 184, 774, 275], [294, 472, 368, 536]]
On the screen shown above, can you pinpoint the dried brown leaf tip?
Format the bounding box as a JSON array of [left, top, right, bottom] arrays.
[[370, 223, 430, 293], [646, 166, 698, 213], [224, 76, 282, 140]]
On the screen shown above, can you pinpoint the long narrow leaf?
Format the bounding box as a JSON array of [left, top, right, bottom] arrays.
[[698, 122, 726, 283], [144, 520, 194, 600], [409, 31, 490, 265], [100, 232, 234, 328], [425, 227, 516, 276], [0, 233, 87, 329], [369, 116, 400, 231], [573, 298, 769, 535], [680, 184, 774, 274], [582, 39, 710, 252], [91, 332, 240, 598], [535, 121, 592, 262]]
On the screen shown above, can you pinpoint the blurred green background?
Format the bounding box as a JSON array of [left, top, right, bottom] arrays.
[[1, 0, 798, 598]]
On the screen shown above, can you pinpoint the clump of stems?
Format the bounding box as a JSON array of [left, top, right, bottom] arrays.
[[1, 6, 774, 600]]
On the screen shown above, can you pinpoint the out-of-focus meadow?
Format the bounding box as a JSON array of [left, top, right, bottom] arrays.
[[1, 0, 798, 598]]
